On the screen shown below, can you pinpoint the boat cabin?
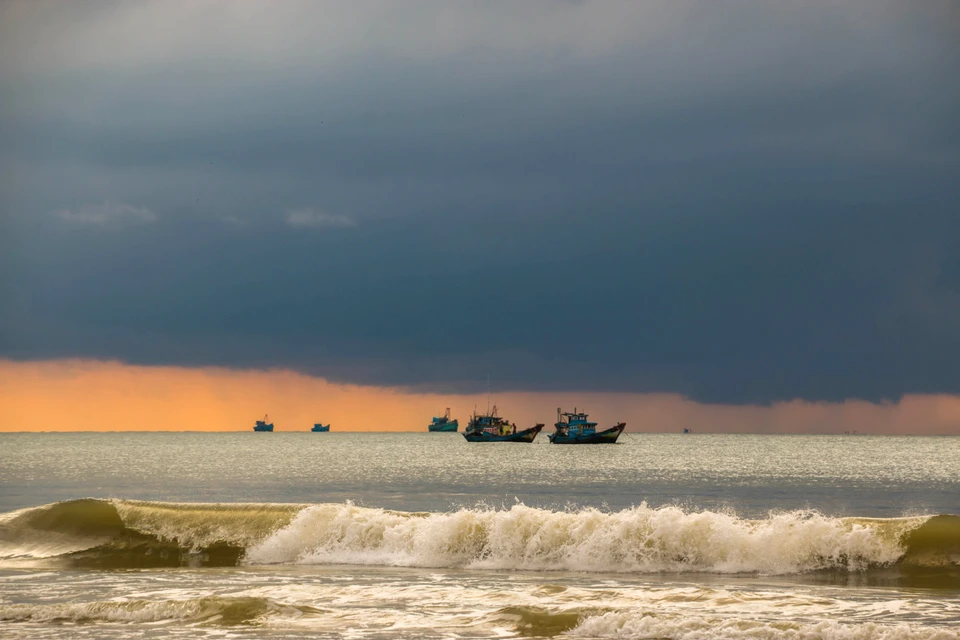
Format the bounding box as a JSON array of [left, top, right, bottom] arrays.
[[431, 408, 452, 426], [467, 406, 517, 436], [253, 414, 275, 431], [554, 408, 598, 437]]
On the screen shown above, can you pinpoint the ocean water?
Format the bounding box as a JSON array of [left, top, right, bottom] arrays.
[[1, 432, 958, 639]]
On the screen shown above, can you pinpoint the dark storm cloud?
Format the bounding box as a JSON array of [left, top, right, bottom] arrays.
[[1, 1, 959, 402]]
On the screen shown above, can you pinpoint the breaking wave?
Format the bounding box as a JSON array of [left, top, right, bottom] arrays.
[[2, 499, 958, 575], [0, 499, 300, 568]]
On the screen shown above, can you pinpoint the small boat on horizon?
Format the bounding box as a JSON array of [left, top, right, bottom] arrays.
[[548, 408, 625, 444], [428, 408, 458, 432], [463, 406, 543, 443], [311, 423, 330, 432], [253, 415, 274, 432]]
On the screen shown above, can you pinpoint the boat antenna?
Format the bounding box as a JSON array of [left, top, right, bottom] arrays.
[[486, 374, 490, 415]]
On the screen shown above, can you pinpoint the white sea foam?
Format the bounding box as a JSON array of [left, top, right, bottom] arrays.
[[246, 502, 918, 573], [570, 612, 959, 640], [0, 596, 307, 625]]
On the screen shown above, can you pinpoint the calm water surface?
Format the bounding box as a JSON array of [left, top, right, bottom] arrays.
[[2, 432, 958, 515]]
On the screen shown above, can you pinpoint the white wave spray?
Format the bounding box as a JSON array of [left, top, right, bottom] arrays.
[[569, 612, 959, 640], [246, 502, 918, 574]]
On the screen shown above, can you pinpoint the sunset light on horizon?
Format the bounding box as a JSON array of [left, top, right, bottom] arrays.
[[4, 359, 960, 435]]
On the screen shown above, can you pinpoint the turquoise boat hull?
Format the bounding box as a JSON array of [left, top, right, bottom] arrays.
[[428, 421, 458, 432]]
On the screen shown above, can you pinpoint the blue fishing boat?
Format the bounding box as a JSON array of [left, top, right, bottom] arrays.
[[428, 408, 458, 432], [463, 406, 543, 443], [253, 415, 274, 432], [311, 423, 330, 432], [548, 408, 625, 444]]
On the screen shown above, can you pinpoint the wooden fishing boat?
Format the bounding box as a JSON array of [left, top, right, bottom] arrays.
[[548, 408, 625, 444], [463, 406, 543, 443]]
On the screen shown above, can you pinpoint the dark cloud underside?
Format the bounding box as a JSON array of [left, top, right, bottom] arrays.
[[1, 1, 958, 402]]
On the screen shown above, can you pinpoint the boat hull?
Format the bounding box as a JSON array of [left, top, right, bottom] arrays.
[[311, 425, 330, 432], [428, 422, 458, 432], [253, 426, 274, 432], [548, 423, 625, 444], [463, 424, 543, 443]]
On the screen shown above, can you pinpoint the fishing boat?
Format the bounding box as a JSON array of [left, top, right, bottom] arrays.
[[548, 408, 625, 444], [311, 423, 330, 432], [463, 406, 543, 443], [253, 415, 274, 432], [428, 408, 458, 432]]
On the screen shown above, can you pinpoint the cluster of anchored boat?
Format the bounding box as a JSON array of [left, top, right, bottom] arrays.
[[431, 406, 626, 444], [251, 416, 329, 433], [252, 407, 625, 444]]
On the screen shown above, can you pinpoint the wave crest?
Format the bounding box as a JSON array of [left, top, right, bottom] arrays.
[[2, 499, 957, 575], [0, 499, 299, 567]]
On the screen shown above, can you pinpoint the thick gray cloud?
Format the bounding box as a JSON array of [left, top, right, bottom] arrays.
[[1, 0, 959, 402]]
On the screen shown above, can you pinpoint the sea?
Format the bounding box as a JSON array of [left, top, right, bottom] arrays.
[[1, 432, 958, 639]]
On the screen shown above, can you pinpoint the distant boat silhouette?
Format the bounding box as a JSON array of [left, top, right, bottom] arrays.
[[253, 415, 274, 432], [428, 408, 458, 432], [311, 423, 330, 432]]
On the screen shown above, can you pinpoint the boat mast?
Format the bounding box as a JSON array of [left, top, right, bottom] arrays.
[[486, 374, 490, 416]]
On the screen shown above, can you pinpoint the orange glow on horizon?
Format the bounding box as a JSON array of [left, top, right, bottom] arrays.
[[2, 359, 960, 435]]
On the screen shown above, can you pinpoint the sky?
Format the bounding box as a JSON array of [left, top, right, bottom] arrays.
[[1, 1, 959, 432]]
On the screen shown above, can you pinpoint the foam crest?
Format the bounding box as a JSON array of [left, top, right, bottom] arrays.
[[570, 612, 959, 640], [246, 502, 919, 574]]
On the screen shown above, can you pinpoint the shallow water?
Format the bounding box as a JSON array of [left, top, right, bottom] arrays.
[[1, 433, 958, 638]]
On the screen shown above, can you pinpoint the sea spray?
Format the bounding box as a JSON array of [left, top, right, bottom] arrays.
[[245, 502, 924, 573]]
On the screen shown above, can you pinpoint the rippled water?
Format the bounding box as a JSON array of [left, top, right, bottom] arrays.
[[2, 433, 959, 515], [1, 433, 958, 639]]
